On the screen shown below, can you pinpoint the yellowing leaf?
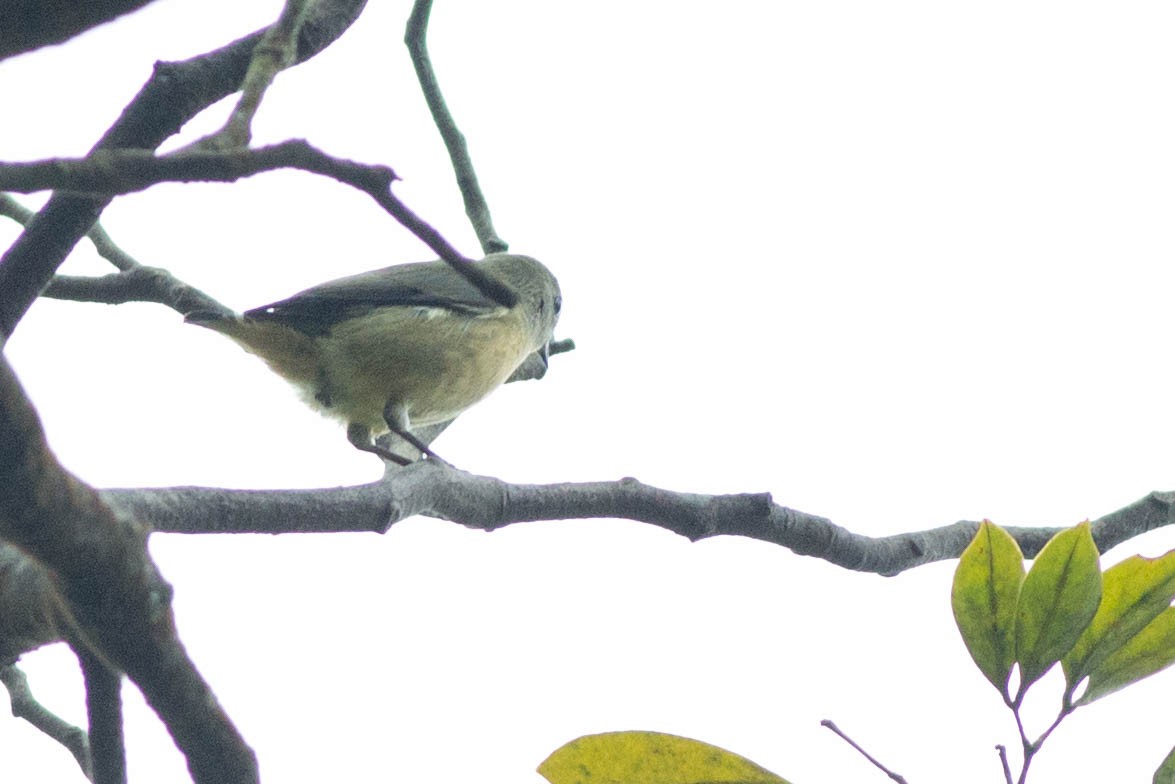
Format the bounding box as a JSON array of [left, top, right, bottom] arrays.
[[1015, 522, 1102, 689], [1153, 741, 1175, 784], [538, 731, 791, 784], [1077, 607, 1175, 705], [951, 521, 1024, 695], [1063, 550, 1175, 686]]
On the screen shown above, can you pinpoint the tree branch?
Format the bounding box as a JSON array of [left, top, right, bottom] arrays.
[[0, 141, 519, 308], [45, 266, 230, 318], [4, 192, 565, 383], [79, 650, 125, 784], [0, 543, 68, 663], [0, 356, 258, 784], [188, 0, 316, 151], [404, 0, 507, 254], [821, 719, 908, 784], [1, 193, 140, 273], [101, 463, 1175, 576], [0, 663, 92, 779], [0, 0, 369, 339], [0, 141, 397, 197], [0, 142, 519, 309], [0, 193, 232, 318], [0, 0, 164, 61]]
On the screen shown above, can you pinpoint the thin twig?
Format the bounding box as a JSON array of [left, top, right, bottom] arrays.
[[0, 192, 35, 224], [996, 745, 1013, 784], [0, 143, 394, 196], [0, 0, 368, 339], [547, 338, 576, 357], [185, 0, 316, 151], [0, 663, 93, 780], [2, 192, 228, 316], [1012, 702, 1073, 784], [404, 0, 506, 255], [821, 720, 908, 783], [83, 222, 139, 272], [0, 142, 518, 307]]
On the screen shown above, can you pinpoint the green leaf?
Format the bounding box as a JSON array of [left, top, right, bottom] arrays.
[[538, 731, 792, 784], [1014, 522, 1102, 690], [951, 521, 1024, 694], [1077, 607, 1175, 705], [1063, 550, 1175, 686], [1153, 741, 1175, 784]]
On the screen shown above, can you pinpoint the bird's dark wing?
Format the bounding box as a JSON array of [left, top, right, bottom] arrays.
[[244, 260, 500, 335]]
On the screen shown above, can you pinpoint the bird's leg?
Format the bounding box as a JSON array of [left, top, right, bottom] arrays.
[[347, 422, 412, 466], [382, 401, 450, 465]]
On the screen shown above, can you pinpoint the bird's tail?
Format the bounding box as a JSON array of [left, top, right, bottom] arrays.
[[184, 311, 322, 389], [184, 308, 235, 328]]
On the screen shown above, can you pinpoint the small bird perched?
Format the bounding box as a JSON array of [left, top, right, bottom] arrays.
[[187, 253, 561, 465]]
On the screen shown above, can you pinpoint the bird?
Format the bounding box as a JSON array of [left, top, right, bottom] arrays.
[[186, 253, 561, 465]]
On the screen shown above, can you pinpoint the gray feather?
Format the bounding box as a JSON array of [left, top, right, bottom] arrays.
[[244, 260, 501, 336]]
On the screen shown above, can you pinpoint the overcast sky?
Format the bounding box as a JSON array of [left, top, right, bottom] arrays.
[[3, 2, 1175, 782]]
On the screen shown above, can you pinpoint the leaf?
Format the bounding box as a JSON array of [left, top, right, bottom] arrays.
[[1014, 522, 1102, 690], [1153, 741, 1175, 784], [538, 731, 792, 784], [1076, 607, 1175, 705], [1063, 550, 1175, 686], [951, 521, 1024, 694]]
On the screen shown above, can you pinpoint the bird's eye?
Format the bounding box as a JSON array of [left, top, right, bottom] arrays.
[[553, 294, 562, 315]]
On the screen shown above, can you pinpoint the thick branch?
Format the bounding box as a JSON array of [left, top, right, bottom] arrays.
[[79, 650, 125, 784], [0, 0, 163, 61], [102, 463, 1175, 576], [0, 0, 368, 339], [0, 356, 258, 784], [0, 543, 67, 663], [405, 0, 507, 254]]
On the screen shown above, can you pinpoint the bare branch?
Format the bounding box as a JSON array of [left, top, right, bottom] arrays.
[[0, 544, 67, 663], [0, 663, 92, 779], [548, 338, 576, 357], [0, 0, 369, 339], [821, 720, 908, 784], [0, 142, 398, 197], [0, 0, 164, 61], [996, 745, 1014, 784], [0, 141, 519, 308], [79, 650, 125, 784], [2, 194, 139, 272], [0, 193, 35, 226], [188, 0, 317, 151], [101, 463, 1175, 576], [45, 267, 229, 319], [2, 193, 232, 317], [405, 0, 507, 254], [79, 223, 138, 273], [0, 356, 258, 784]]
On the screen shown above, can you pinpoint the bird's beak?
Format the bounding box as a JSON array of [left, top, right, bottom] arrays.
[[540, 341, 550, 369]]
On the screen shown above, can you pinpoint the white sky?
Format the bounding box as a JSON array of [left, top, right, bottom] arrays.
[[3, 1, 1175, 782]]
